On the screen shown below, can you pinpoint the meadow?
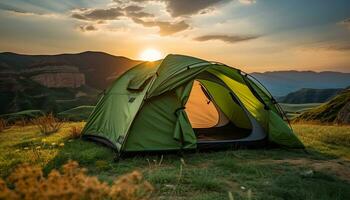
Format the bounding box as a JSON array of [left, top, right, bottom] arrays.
[[0, 121, 349, 199], [279, 103, 322, 119]]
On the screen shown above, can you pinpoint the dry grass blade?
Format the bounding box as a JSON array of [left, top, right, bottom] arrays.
[[31, 113, 63, 135], [0, 160, 154, 200], [69, 125, 83, 139], [0, 118, 8, 132]]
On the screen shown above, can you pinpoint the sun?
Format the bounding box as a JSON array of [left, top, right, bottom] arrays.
[[139, 49, 163, 61]]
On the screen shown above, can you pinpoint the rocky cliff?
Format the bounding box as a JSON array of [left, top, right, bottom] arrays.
[[31, 72, 85, 88], [0, 51, 142, 114], [25, 65, 85, 88]]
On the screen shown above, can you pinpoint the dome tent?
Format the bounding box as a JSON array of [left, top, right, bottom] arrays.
[[82, 54, 304, 154]]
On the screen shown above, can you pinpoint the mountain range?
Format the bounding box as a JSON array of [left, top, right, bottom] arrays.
[[0, 51, 140, 114], [251, 71, 350, 97], [1, 51, 350, 114], [277, 88, 344, 104], [0, 51, 141, 90]]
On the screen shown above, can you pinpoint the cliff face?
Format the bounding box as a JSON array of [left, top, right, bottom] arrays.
[[0, 51, 141, 89], [0, 51, 141, 114], [31, 72, 85, 88], [24, 65, 86, 88]]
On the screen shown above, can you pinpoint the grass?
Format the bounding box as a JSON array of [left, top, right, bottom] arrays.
[[293, 123, 350, 159], [279, 103, 321, 119], [295, 90, 350, 123], [31, 113, 63, 135], [0, 123, 349, 199], [0, 110, 44, 123], [58, 105, 95, 121]]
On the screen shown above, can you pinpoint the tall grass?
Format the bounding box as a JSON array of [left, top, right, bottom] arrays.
[[293, 123, 350, 147], [31, 113, 63, 135], [69, 125, 83, 139], [0, 160, 153, 200], [0, 118, 7, 132]]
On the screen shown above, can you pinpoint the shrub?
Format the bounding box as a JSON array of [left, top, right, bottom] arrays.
[[31, 113, 63, 135], [69, 125, 83, 139], [14, 118, 28, 127], [0, 118, 8, 132], [0, 160, 153, 200]]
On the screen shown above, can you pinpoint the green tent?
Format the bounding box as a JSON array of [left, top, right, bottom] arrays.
[[82, 54, 304, 153]]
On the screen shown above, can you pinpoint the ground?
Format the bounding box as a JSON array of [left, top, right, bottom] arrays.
[[0, 123, 350, 200]]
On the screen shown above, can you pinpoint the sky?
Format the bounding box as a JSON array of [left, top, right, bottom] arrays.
[[0, 0, 349, 72]]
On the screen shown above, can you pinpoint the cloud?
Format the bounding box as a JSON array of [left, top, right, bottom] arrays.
[[162, 0, 229, 17], [124, 5, 144, 12], [129, 0, 230, 17], [238, 0, 256, 4], [123, 5, 154, 18], [194, 34, 259, 43], [71, 7, 124, 21], [338, 18, 350, 30], [132, 18, 189, 35], [71, 5, 154, 21], [79, 24, 98, 32], [300, 42, 350, 52], [1, 7, 60, 18], [71, 3, 188, 35], [126, 11, 154, 18], [323, 44, 350, 51]]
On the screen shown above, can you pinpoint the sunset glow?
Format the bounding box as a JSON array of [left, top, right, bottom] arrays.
[[0, 1, 349, 72], [139, 49, 163, 61]]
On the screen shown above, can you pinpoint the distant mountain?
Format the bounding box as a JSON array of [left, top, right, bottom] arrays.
[[1, 51, 350, 116], [0, 51, 141, 114], [278, 88, 344, 104], [294, 89, 350, 124], [251, 71, 350, 97], [0, 51, 141, 89]]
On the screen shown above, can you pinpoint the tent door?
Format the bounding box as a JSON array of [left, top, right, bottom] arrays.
[[185, 80, 252, 141]]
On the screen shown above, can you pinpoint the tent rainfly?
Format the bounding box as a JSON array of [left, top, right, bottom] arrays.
[[82, 54, 304, 154]]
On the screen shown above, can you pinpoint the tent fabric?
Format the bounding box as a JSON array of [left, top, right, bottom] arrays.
[[268, 110, 304, 147], [173, 81, 197, 149], [82, 61, 159, 150], [199, 80, 251, 129], [207, 68, 268, 129], [82, 54, 304, 152], [147, 65, 211, 98], [123, 90, 182, 151], [186, 81, 222, 128]]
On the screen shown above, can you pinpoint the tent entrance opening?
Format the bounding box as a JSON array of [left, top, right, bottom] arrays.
[[185, 80, 252, 141]]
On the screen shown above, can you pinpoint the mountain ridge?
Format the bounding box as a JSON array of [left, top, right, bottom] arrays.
[[294, 89, 350, 124], [278, 88, 344, 104], [1, 51, 350, 114], [251, 71, 350, 96], [0, 51, 141, 114]]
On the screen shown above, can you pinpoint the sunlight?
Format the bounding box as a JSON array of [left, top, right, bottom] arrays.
[[139, 49, 163, 61]]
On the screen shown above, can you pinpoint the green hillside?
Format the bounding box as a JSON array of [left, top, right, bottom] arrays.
[[0, 77, 100, 114], [58, 106, 95, 121], [0, 110, 44, 123], [279, 103, 321, 119], [295, 90, 350, 124], [278, 88, 342, 103], [0, 51, 140, 114]]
